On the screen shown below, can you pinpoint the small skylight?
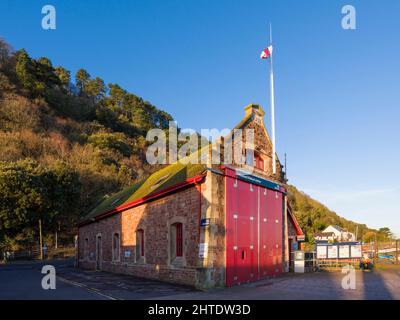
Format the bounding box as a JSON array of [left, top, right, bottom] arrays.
[[151, 174, 170, 189], [111, 198, 120, 205]]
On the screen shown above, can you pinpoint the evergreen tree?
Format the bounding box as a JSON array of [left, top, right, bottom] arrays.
[[75, 68, 90, 96], [55, 66, 71, 90]]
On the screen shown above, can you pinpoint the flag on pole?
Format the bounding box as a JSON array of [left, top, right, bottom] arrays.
[[260, 45, 273, 59], [260, 26, 277, 175]]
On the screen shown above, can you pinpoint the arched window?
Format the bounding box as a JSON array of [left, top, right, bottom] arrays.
[[136, 229, 144, 260], [170, 223, 183, 262], [84, 238, 89, 260], [112, 233, 120, 261]]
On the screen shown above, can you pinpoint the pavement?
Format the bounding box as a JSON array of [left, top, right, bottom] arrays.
[[0, 259, 399, 300]]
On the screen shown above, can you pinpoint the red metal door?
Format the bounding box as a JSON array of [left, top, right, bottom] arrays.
[[226, 175, 258, 286], [225, 169, 284, 286], [236, 178, 256, 284]]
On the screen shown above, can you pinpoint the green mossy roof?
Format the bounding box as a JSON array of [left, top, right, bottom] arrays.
[[83, 149, 208, 221]]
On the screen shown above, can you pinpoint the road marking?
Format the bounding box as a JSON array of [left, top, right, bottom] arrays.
[[57, 276, 123, 300]]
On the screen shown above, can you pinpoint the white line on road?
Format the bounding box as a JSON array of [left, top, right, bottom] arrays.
[[57, 276, 123, 300]]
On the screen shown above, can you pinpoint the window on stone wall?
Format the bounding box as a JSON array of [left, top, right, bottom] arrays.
[[246, 149, 265, 171], [255, 154, 264, 171], [136, 229, 144, 261], [170, 222, 183, 263], [84, 238, 89, 260], [245, 149, 254, 166], [112, 233, 120, 261]]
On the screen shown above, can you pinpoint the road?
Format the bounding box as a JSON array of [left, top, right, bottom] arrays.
[[0, 260, 107, 300], [1, 259, 399, 300]]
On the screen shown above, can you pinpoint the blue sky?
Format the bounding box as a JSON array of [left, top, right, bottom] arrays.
[[1, 0, 399, 236]]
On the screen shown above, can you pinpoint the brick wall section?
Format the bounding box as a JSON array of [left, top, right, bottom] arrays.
[[78, 185, 202, 287], [196, 168, 226, 288]]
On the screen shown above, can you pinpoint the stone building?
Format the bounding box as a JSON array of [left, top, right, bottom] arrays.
[[77, 104, 304, 289]]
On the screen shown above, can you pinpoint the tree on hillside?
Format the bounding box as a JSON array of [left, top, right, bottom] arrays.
[[108, 83, 126, 109], [0, 38, 11, 68], [15, 51, 61, 97], [34, 57, 61, 88], [88, 132, 132, 157], [378, 227, 393, 241], [75, 68, 90, 96], [15, 49, 39, 95], [85, 76, 106, 104], [54, 66, 70, 90], [0, 160, 81, 250], [0, 38, 177, 249], [287, 185, 379, 244], [363, 231, 376, 243]]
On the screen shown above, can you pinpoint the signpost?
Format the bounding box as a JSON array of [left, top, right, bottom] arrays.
[[350, 244, 362, 258], [316, 243, 362, 259], [327, 245, 338, 259], [199, 243, 208, 258], [339, 245, 350, 258], [316, 245, 327, 259]]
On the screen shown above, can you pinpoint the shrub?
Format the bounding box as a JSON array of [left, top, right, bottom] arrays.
[[88, 132, 132, 157], [0, 94, 40, 131]]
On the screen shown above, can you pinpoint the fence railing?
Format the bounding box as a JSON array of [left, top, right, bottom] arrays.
[[317, 258, 361, 270], [1, 246, 75, 262]]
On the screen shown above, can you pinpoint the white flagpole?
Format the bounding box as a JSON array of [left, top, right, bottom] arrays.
[[269, 23, 277, 175]]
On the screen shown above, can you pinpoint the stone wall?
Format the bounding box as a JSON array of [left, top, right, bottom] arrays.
[[78, 185, 203, 287], [196, 168, 226, 288]]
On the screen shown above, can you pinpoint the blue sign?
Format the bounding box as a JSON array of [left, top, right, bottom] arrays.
[[235, 169, 286, 193], [200, 218, 210, 227]]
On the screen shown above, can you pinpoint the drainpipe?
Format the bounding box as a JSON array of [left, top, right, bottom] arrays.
[[196, 182, 202, 244]]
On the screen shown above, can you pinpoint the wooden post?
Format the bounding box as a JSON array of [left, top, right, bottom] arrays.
[[39, 219, 43, 260], [55, 229, 58, 250], [396, 240, 399, 264], [55, 221, 59, 250]]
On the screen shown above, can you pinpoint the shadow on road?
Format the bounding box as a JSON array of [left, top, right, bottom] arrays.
[[361, 268, 394, 300]]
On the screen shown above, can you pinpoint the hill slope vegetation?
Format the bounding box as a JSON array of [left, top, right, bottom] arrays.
[[0, 38, 389, 251]]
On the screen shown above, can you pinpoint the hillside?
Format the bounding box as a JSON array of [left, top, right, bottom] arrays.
[[0, 38, 172, 250], [286, 185, 380, 246], [0, 38, 388, 251]]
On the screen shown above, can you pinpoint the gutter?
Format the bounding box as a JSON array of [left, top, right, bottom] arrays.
[[78, 174, 206, 227]]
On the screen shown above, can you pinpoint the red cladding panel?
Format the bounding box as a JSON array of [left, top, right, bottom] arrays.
[[225, 168, 284, 287]]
